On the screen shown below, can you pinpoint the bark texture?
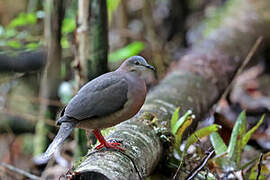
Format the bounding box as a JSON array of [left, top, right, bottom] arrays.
[[74, 0, 92, 160], [73, 0, 270, 179], [88, 0, 108, 80], [34, 0, 66, 156]]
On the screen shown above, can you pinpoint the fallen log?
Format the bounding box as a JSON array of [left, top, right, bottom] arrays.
[[73, 0, 270, 179]]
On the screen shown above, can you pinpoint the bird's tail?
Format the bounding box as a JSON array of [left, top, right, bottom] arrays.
[[33, 122, 76, 164]]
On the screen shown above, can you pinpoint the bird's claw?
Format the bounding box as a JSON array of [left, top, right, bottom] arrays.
[[95, 141, 125, 151]]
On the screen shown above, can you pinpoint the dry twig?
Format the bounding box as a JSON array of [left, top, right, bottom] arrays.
[[0, 162, 40, 180]]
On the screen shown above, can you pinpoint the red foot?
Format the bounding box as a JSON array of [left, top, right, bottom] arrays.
[[93, 129, 125, 151], [95, 141, 125, 151]]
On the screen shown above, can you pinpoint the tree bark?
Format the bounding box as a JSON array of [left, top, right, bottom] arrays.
[[73, 0, 92, 160], [34, 0, 66, 156], [73, 0, 270, 179], [88, 0, 108, 80]]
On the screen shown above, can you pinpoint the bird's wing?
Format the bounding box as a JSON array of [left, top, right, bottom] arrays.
[[64, 72, 128, 120]]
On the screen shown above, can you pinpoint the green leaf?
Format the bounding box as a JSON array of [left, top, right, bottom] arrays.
[[62, 18, 76, 34], [26, 42, 40, 50], [107, 0, 121, 23], [174, 117, 192, 152], [210, 132, 227, 155], [242, 114, 264, 149], [170, 107, 180, 133], [178, 124, 221, 170], [108, 41, 145, 62], [183, 124, 221, 157], [8, 12, 37, 28], [61, 37, 69, 48], [7, 40, 21, 48], [172, 110, 192, 135], [227, 111, 247, 167]]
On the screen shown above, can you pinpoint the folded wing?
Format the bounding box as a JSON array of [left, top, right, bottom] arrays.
[[64, 72, 129, 121]]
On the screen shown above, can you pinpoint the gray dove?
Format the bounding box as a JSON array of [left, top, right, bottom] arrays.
[[34, 56, 155, 163]]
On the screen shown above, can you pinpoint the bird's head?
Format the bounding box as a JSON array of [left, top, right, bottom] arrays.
[[119, 56, 155, 76]]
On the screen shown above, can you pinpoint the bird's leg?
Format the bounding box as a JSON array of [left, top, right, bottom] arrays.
[[93, 129, 125, 151]]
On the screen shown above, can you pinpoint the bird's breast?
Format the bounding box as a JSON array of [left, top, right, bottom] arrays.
[[76, 76, 147, 130], [124, 77, 146, 119]]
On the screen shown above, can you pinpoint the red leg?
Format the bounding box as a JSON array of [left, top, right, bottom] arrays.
[[92, 129, 124, 151]]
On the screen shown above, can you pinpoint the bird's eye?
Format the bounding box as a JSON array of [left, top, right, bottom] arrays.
[[135, 61, 140, 65]]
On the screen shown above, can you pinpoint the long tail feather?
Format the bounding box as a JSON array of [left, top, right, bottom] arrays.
[[33, 122, 75, 164]]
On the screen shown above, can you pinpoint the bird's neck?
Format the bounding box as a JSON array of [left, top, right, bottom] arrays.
[[117, 68, 144, 81], [117, 66, 140, 75]]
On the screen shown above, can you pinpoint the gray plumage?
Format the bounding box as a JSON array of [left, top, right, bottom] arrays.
[[33, 122, 76, 164], [58, 72, 128, 123], [34, 56, 154, 164]]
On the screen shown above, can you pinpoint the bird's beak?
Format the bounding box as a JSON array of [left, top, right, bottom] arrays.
[[145, 64, 155, 71]]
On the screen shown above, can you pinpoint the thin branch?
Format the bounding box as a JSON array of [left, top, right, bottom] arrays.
[[220, 36, 263, 100], [0, 162, 40, 180], [185, 150, 215, 180], [256, 153, 263, 180]]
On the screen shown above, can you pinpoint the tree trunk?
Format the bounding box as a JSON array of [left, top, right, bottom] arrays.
[[73, 0, 92, 161], [73, 0, 270, 179], [34, 0, 66, 156], [88, 0, 108, 80]]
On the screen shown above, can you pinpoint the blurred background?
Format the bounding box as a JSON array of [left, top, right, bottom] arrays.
[[0, 0, 269, 179]]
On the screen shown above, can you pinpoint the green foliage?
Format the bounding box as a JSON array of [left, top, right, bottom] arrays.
[[170, 107, 180, 134], [209, 111, 265, 174], [249, 152, 270, 180], [209, 132, 227, 155], [109, 41, 145, 62], [171, 109, 192, 135], [61, 18, 75, 49], [242, 114, 264, 148], [170, 109, 194, 154], [0, 9, 76, 50], [26, 42, 40, 50], [183, 124, 221, 158], [177, 124, 221, 171], [61, 37, 70, 49], [6, 40, 22, 49], [170, 108, 221, 173], [227, 111, 247, 166], [8, 12, 37, 28], [107, 0, 121, 23], [0, 12, 42, 50], [171, 110, 265, 178], [62, 18, 76, 35]]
